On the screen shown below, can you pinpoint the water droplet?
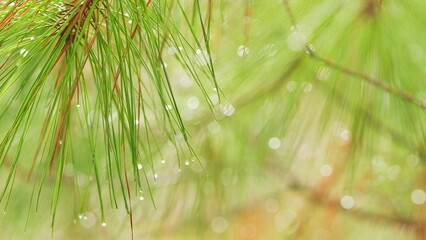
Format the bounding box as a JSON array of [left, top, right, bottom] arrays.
[[319, 164, 333, 177], [76, 104, 81, 108], [316, 67, 330, 81], [305, 43, 315, 54], [340, 129, 350, 141], [77, 173, 88, 186], [208, 93, 219, 105], [193, 49, 210, 66], [186, 96, 200, 109], [220, 104, 235, 116], [101, 222, 107, 227], [302, 82, 313, 92], [262, 43, 277, 56], [139, 196, 144, 201], [286, 81, 297, 92], [185, 161, 190, 166], [237, 45, 250, 57], [134, 119, 139, 125], [208, 121, 220, 134], [161, 160, 166, 164], [268, 137, 281, 150], [20, 49, 29, 57], [290, 25, 299, 32], [411, 189, 426, 205], [154, 173, 158, 179], [137, 164, 143, 170], [80, 212, 96, 228], [165, 104, 172, 110], [340, 195, 355, 209], [211, 216, 228, 233]]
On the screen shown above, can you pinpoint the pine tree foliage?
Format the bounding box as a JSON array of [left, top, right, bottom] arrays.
[[0, 0, 221, 234]]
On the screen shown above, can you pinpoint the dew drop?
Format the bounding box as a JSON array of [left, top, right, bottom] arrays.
[[20, 49, 29, 57], [208, 121, 220, 134], [340, 195, 355, 209], [319, 164, 333, 177], [220, 104, 235, 117], [262, 43, 277, 57], [137, 164, 143, 170], [268, 137, 281, 150], [237, 45, 250, 57], [411, 189, 426, 205], [302, 82, 313, 92], [286, 81, 297, 92], [186, 96, 200, 109], [211, 216, 228, 233], [209, 93, 219, 105], [316, 67, 330, 81], [79, 212, 96, 228]]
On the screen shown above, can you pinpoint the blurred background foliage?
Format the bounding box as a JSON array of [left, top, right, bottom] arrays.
[[1, 0, 426, 239]]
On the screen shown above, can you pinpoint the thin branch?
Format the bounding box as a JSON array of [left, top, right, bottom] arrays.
[[282, 0, 426, 111], [309, 50, 426, 110]]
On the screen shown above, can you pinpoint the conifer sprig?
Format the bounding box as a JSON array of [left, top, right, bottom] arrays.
[[0, 0, 220, 234]]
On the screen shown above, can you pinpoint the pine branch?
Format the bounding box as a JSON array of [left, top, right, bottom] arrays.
[[283, 0, 426, 111]]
